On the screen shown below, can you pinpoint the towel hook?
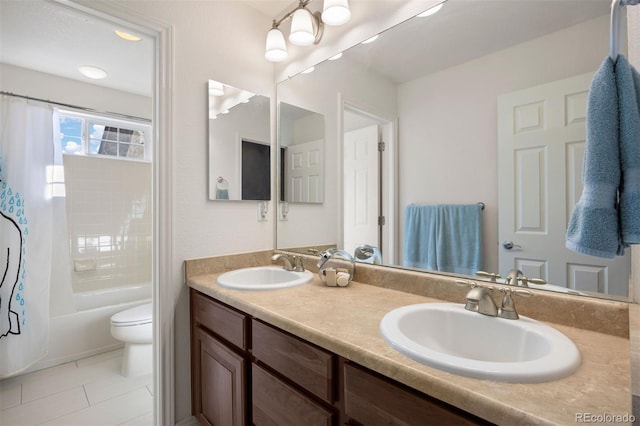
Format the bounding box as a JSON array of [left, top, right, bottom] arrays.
[[610, 0, 640, 62]]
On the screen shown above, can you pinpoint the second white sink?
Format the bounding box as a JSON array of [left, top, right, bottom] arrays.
[[217, 266, 313, 290], [380, 303, 581, 383]]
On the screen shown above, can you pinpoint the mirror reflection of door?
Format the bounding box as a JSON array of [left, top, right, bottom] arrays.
[[498, 73, 631, 296], [343, 106, 395, 261], [343, 124, 380, 254], [279, 102, 325, 204]]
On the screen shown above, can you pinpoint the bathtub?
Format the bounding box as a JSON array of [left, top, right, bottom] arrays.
[[27, 282, 152, 373]]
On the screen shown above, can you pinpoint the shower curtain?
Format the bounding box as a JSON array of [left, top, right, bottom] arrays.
[[0, 97, 54, 377]]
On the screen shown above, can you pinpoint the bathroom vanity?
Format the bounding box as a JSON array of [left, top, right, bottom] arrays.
[[185, 251, 634, 425]]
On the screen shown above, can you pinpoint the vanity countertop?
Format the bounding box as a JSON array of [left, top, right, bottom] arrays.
[[187, 273, 632, 425]]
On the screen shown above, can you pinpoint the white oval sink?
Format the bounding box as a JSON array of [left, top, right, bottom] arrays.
[[380, 303, 580, 383], [217, 266, 313, 290]]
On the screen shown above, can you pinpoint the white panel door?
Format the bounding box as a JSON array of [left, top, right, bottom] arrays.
[[286, 139, 324, 203], [344, 125, 379, 254], [498, 73, 630, 296]]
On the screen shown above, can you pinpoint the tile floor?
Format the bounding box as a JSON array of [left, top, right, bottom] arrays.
[[0, 349, 153, 426]]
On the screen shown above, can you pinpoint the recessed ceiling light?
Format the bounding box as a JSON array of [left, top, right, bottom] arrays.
[[302, 66, 315, 74], [417, 3, 444, 17], [114, 29, 142, 41], [329, 52, 343, 60], [361, 35, 379, 44], [78, 66, 107, 79]]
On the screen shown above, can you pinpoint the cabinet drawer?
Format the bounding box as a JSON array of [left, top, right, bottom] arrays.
[[252, 320, 335, 404], [344, 362, 487, 425], [252, 363, 334, 426], [191, 289, 249, 350]]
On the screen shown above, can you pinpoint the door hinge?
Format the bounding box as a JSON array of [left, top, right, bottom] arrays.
[[378, 215, 386, 226], [378, 142, 385, 152]]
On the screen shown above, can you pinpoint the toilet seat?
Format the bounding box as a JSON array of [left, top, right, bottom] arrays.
[[111, 303, 152, 327]]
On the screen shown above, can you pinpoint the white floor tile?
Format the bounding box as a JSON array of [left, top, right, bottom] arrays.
[[84, 373, 152, 405], [0, 386, 88, 426], [0, 379, 21, 410], [75, 349, 124, 369], [40, 387, 152, 426], [118, 411, 154, 426], [21, 356, 120, 403]]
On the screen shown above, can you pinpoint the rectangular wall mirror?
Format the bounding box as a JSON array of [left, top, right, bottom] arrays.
[[275, 0, 634, 301], [208, 80, 270, 201]]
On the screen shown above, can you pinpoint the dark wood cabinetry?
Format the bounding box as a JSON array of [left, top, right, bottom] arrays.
[[190, 290, 249, 426], [190, 288, 489, 426]]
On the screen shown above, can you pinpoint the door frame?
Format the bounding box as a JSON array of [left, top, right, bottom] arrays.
[[60, 1, 175, 424]]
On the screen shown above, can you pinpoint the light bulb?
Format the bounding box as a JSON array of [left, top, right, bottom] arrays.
[[322, 0, 351, 26], [265, 27, 288, 62], [289, 8, 315, 46]]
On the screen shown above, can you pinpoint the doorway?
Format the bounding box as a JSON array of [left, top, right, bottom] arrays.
[[342, 104, 396, 264], [0, 0, 169, 423]]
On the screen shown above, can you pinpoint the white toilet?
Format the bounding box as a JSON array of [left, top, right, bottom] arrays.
[[110, 302, 153, 377]]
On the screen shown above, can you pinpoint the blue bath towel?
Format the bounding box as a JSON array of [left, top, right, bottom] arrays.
[[436, 204, 483, 275], [403, 204, 483, 274], [403, 204, 438, 270], [566, 57, 622, 258], [617, 55, 640, 244], [567, 55, 640, 257]]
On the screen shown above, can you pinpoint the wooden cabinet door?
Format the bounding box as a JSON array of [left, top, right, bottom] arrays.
[[193, 327, 247, 426], [252, 363, 335, 426]]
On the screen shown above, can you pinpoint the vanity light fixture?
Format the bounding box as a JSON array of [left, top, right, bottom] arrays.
[[78, 65, 107, 79], [417, 1, 445, 18], [114, 29, 142, 41], [265, 0, 351, 62]]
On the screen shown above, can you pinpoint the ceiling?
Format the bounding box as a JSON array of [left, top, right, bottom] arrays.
[[0, 0, 612, 97]]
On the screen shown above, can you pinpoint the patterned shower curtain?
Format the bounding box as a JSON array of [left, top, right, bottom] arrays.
[[0, 97, 54, 377]]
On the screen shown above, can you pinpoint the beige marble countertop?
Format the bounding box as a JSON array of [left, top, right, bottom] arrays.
[[187, 273, 632, 425]]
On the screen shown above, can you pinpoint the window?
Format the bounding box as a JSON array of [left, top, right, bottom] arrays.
[[58, 110, 151, 162]]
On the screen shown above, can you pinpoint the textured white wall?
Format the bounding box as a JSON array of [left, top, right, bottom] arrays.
[[108, 1, 275, 421]]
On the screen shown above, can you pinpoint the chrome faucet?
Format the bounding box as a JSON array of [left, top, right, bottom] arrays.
[[505, 269, 523, 285], [457, 280, 531, 320], [505, 268, 547, 288], [272, 253, 305, 272], [459, 281, 498, 317]]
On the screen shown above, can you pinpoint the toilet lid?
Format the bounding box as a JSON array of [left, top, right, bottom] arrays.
[[111, 303, 152, 326]]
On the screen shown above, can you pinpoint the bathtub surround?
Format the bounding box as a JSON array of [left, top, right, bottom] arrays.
[[185, 250, 637, 424], [63, 155, 152, 294]]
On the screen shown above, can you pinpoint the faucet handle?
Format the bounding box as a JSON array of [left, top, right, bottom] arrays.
[[476, 271, 501, 282], [498, 287, 532, 320], [456, 279, 477, 289], [516, 276, 547, 288]]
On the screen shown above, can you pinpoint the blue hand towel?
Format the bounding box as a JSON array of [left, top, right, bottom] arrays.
[[216, 188, 229, 200], [616, 55, 640, 244], [403, 204, 483, 274], [435, 204, 483, 275], [566, 57, 622, 258], [403, 204, 438, 270]]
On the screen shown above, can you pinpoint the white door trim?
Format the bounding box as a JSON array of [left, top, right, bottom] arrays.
[[62, 1, 175, 424]]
